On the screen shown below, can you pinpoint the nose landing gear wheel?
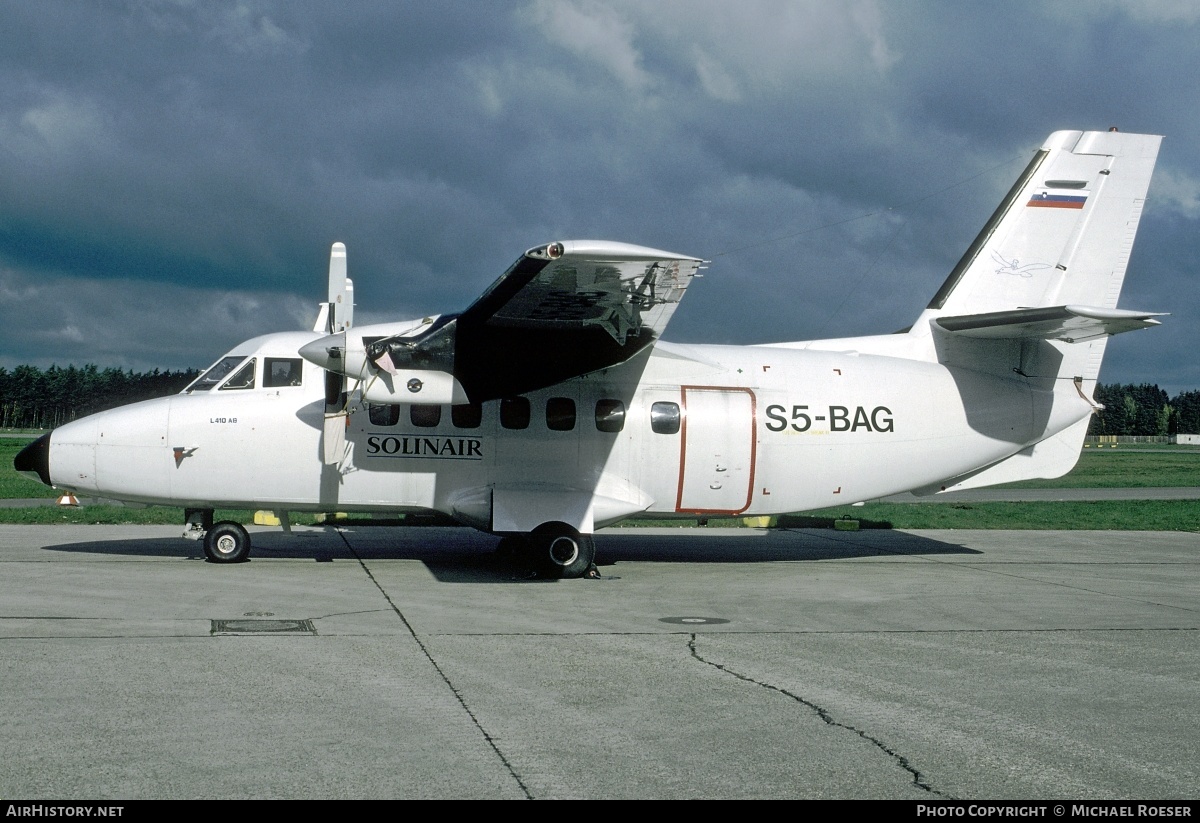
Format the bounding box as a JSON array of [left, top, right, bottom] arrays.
[[204, 521, 252, 563], [531, 522, 595, 579]]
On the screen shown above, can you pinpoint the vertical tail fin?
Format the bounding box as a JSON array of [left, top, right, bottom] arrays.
[[907, 131, 1165, 489], [924, 129, 1161, 318], [914, 129, 1163, 384]]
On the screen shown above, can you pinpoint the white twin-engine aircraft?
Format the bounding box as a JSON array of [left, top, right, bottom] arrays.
[[16, 129, 1166, 577]]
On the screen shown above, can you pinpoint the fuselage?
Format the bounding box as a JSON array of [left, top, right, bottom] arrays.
[[10, 131, 1163, 577], [27, 327, 1091, 529]]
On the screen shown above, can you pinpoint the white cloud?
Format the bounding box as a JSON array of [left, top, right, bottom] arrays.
[[1038, 0, 1200, 25], [211, 3, 306, 55], [850, 1, 899, 72], [467, 65, 506, 116], [12, 94, 112, 157], [0, 271, 317, 372], [1150, 166, 1200, 219], [1106, 0, 1200, 23], [692, 48, 741, 102], [634, 0, 900, 88], [525, 0, 652, 93], [0, 270, 42, 302], [129, 0, 307, 53], [50, 325, 86, 344]]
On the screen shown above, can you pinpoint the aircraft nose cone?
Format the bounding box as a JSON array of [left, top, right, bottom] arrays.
[[14, 432, 52, 487], [299, 334, 343, 371]]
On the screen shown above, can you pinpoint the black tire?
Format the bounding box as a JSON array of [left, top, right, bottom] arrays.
[[204, 521, 251, 563], [531, 522, 595, 579], [494, 534, 528, 560]]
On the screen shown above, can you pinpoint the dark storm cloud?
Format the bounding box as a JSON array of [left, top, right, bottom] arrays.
[[0, 0, 1196, 394]]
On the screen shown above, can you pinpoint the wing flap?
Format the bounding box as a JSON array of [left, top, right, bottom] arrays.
[[367, 240, 705, 402], [935, 304, 1165, 342], [464, 240, 701, 343]]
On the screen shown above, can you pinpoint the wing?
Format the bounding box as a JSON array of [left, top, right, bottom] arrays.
[[366, 240, 704, 402]]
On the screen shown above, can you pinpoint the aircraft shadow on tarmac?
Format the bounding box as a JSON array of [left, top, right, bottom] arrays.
[[43, 526, 980, 583]]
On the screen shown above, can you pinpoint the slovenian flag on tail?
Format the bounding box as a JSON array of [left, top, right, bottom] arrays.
[[1027, 190, 1088, 209]]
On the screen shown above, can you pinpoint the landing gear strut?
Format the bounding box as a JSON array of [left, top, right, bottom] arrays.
[[183, 508, 214, 540]]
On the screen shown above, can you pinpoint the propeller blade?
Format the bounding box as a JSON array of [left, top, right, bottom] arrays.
[[327, 243, 347, 333], [324, 367, 345, 407], [322, 411, 346, 466]]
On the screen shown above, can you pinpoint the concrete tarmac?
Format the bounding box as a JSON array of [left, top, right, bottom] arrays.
[[1, 523, 1196, 800]]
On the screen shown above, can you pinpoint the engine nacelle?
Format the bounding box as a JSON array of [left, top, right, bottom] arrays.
[[359, 368, 468, 405], [300, 317, 462, 404]]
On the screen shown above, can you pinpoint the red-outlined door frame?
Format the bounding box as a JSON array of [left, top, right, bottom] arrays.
[[674, 386, 757, 515]]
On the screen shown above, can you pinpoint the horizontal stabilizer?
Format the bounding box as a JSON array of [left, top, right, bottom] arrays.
[[934, 304, 1166, 343]]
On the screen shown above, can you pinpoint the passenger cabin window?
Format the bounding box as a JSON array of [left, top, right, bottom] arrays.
[[650, 401, 681, 434], [410, 404, 441, 428], [369, 404, 400, 427], [452, 403, 482, 429], [219, 358, 256, 391], [264, 357, 303, 387], [500, 397, 530, 430], [595, 399, 625, 433], [188, 356, 245, 392], [546, 397, 576, 431]]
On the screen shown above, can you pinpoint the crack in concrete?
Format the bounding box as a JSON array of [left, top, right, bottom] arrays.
[[687, 633, 951, 798], [335, 526, 534, 800]]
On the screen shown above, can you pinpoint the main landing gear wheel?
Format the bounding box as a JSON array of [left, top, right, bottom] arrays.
[[531, 522, 596, 579], [204, 521, 251, 563], [494, 534, 527, 561]]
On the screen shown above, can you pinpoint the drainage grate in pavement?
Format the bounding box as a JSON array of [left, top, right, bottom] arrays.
[[211, 619, 316, 634]]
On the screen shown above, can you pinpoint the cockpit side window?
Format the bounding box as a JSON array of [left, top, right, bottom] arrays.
[[187, 356, 246, 392], [219, 358, 256, 391], [264, 357, 303, 387]]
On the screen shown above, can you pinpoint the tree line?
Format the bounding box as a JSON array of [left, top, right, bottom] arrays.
[[1090, 383, 1200, 437], [0, 364, 200, 430], [0, 365, 1196, 436]]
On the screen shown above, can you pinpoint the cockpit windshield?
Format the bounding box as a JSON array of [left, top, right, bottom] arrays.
[[186, 356, 248, 392]]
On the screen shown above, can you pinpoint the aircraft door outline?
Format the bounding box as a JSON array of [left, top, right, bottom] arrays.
[[675, 385, 756, 515]]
